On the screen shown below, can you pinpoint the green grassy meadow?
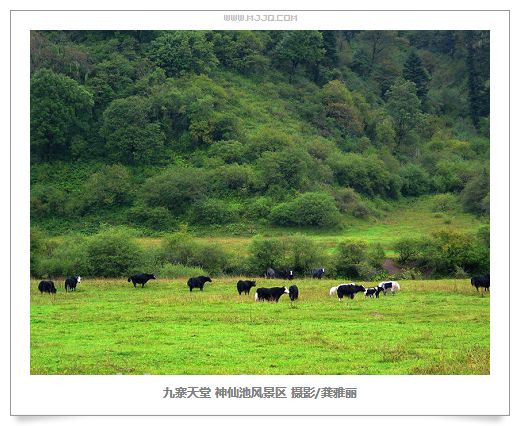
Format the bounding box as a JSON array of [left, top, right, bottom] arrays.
[[31, 277, 489, 375]]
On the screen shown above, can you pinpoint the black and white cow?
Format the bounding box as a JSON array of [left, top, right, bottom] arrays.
[[65, 275, 81, 292], [255, 287, 289, 302], [364, 286, 382, 298], [128, 273, 156, 288], [311, 268, 325, 279], [265, 268, 294, 280], [336, 283, 366, 300], [187, 276, 212, 292], [237, 280, 256, 295], [288, 285, 299, 301], [38, 280, 57, 294], [378, 281, 400, 295], [471, 274, 490, 292]]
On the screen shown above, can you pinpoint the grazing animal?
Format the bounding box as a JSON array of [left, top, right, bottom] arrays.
[[365, 286, 382, 298], [288, 285, 299, 301], [64, 275, 81, 292], [38, 280, 57, 294], [329, 286, 338, 296], [187, 276, 212, 292], [237, 280, 256, 295], [336, 283, 366, 300], [255, 287, 289, 302], [265, 268, 276, 279], [128, 273, 156, 288], [471, 274, 490, 292], [311, 268, 325, 279], [280, 269, 294, 280], [265, 268, 294, 280], [378, 281, 400, 295]]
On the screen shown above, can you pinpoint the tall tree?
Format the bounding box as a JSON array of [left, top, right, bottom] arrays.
[[101, 96, 165, 164], [385, 79, 423, 155], [359, 31, 400, 75], [273, 31, 325, 81], [403, 51, 430, 106], [320, 30, 339, 67], [148, 31, 219, 77], [31, 69, 93, 161], [465, 31, 490, 129]]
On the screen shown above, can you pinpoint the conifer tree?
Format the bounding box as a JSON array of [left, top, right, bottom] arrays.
[[403, 51, 430, 106]]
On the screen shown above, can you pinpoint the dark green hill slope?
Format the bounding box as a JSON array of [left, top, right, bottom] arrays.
[[30, 30, 490, 235]]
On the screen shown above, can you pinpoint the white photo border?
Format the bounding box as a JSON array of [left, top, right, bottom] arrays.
[[11, 8, 510, 416]]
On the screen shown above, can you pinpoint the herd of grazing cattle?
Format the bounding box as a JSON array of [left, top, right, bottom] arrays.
[[37, 269, 491, 302]]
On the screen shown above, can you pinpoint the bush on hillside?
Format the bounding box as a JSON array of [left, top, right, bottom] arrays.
[[84, 228, 141, 277], [400, 163, 431, 196], [127, 204, 175, 230], [247, 236, 287, 274], [430, 193, 458, 213], [334, 240, 368, 279], [190, 198, 241, 225], [394, 229, 489, 277], [160, 231, 231, 275], [74, 164, 133, 213], [270, 192, 341, 227], [140, 167, 208, 214], [332, 187, 376, 219], [460, 168, 490, 216]]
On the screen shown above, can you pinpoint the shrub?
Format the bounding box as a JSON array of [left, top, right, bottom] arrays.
[[75, 164, 133, 213], [394, 238, 425, 264], [148, 31, 218, 77], [140, 167, 208, 214], [394, 229, 489, 277], [208, 164, 257, 194], [333, 187, 374, 219], [244, 197, 273, 220], [400, 163, 431, 196], [207, 140, 246, 164], [247, 236, 287, 274], [84, 227, 141, 277], [256, 145, 313, 191], [160, 231, 231, 275], [460, 168, 490, 216], [367, 243, 386, 269], [430, 193, 458, 213], [30, 227, 49, 276], [270, 192, 341, 227], [190, 198, 241, 225], [326, 153, 401, 198], [189, 111, 240, 146], [247, 235, 324, 276], [30, 185, 68, 218], [335, 240, 368, 279], [127, 204, 175, 230], [284, 235, 324, 275], [33, 234, 89, 278], [431, 159, 475, 193]]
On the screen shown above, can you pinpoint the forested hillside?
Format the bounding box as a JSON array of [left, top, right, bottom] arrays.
[[30, 30, 490, 279]]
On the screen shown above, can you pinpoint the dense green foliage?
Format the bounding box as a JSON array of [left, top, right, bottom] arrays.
[[30, 30, 490, 279], [31, 217, 489, 280]]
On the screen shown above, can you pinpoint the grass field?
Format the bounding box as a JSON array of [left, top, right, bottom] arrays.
[[30, 277, 489, 375]]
